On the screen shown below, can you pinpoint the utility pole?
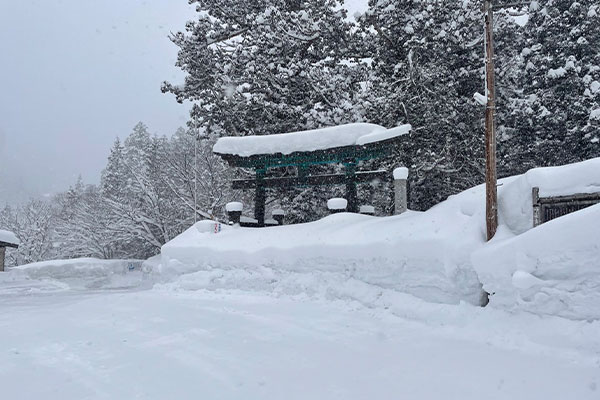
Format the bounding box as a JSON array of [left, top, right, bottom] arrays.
[[194, 119, 199, 224], [483, 0, 498, 241]]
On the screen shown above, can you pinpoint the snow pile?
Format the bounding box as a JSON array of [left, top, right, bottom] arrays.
[[0, 229, 19, 245], [158, 157, 600, 318], [159, 204, 486, 306], [327, 197, 347, 210], [359, 205, 375, 214], [213, 123, 411, 157], [474, 203, 600, 321], [8, 258, 146, 290], [474, 158, 600, 320]]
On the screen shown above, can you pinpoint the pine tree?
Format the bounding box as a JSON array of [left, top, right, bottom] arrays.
[[358, 0, 487, 209], [501, 0, 600, 174], [162, 0, 363, 137]]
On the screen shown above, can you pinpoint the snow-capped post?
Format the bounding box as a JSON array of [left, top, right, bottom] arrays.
[[272, 209, 286, 225], [393, 167, 409, 215], [327, 198, 347, 214], [0, 230, 20, 272], [359, 205, 375, 216], [226, 202, 243, 226]]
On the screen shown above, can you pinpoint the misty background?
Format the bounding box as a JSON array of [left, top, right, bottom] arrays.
[[0, 0, 195, 205]]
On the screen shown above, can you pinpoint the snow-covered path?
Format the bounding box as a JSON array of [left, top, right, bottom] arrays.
[[1, 283, 599, 400]]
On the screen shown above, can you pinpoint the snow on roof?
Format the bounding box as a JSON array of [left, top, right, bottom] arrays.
[[355, 124, 411, 146], [213, 123, 411, 157], [0, 229, 19, 246]]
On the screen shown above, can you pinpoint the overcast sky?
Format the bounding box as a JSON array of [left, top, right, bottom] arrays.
[[0, 0, 195, 205], [0, 0, 368, 206]]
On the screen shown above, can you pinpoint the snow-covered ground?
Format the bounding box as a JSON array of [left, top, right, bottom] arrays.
[[1, 158, 599, 399], [1, 267, 599, 400]]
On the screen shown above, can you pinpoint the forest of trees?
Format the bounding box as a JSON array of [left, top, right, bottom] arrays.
[[1, 0, 598, 265]]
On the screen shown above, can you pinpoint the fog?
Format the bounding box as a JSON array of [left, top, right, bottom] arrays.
[[0, 0, 195, 205]]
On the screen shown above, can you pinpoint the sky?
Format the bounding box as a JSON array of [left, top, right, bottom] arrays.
[[0, 0, 369, 206], [0, 0, 196, 205]]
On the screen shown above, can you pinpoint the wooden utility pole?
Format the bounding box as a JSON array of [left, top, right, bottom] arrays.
[[484, 0, 498, 241]]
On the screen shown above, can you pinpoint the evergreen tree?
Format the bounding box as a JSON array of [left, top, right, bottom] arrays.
[[358, 0, 487, 209], [162, 0, 363, 137], [500, 0, 600, 174]]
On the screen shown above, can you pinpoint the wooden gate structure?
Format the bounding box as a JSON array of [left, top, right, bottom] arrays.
[[532, 187, 600, 227], [213, 123, 411, 227]]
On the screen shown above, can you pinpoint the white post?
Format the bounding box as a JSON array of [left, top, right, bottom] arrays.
[[226, 202, 243, 226], [393, 167, 409, 215], [327, 198, 348, 214]]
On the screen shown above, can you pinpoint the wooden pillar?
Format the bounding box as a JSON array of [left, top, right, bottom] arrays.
[[0, 247, 5, 272], [484, 0, 498, 240], [255, 168, 266, 227], [344, 161, 358, 213]]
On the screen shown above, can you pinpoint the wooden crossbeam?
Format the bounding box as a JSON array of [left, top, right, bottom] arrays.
[[232, 170, 389, 190]]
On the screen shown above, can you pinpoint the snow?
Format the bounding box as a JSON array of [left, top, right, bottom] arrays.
[[213, 123, 411, 157], [590, 108, 600, 120], [393, 166, 409, 179], [0, 229, 19, 245], [160, 157, 600, 315], [1, 159, 600, 398], [355, 124, 411, 146], [225, 201, 243, 212], [1, 260, 600, 399], [473, 92, 487, 106], [326, 197, 347, 210], [272, 208, 285, 216], [547, 66, 567, 79], [474, 203, 600, 320], [512, 13, 529, 27], [359, 205, 375, 214], [6, 258, 146, 291]]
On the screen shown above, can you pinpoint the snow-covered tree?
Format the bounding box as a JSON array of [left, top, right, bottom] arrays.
[[500, 0, 600, 174], [358, 0, 487, 209]]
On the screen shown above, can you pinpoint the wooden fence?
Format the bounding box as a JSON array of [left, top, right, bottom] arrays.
[[532, 187, 600, 227]]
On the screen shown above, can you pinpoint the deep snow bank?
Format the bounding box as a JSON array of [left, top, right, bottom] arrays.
[[474, 204, 600, 320], [160, 201, 488, 306], [473, 158, 600, 320], [159, 158, 600, 316]]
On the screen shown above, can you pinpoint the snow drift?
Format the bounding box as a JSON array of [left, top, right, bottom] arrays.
[[155, 158, 600, 319], [6, 258, 146, 291], [474, 158, 600, 320]]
